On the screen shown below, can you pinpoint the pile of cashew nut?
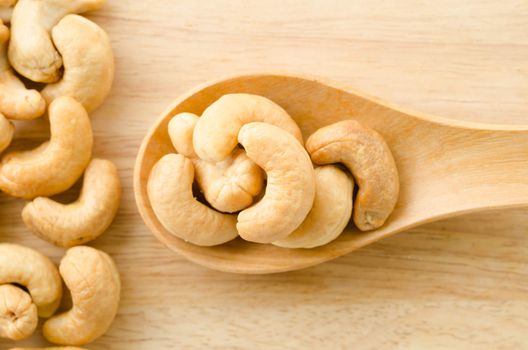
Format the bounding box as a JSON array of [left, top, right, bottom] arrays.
[[149, 93, 400, 248], [0, 0, 121, 348], [0, 244, 120, 349], [0, 0, 120, 245]]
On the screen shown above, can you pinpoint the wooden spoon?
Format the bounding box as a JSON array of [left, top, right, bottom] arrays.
[[134, 74, 528, 274]]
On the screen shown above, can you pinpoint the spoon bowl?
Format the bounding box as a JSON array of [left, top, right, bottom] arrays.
[[134, 74, 528, 274]]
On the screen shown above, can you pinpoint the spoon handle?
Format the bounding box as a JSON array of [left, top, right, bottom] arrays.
[[395, 124, 528, 229], [449, 127, 527, 208]]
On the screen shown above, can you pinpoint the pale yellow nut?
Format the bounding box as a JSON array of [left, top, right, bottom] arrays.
[[22, 159, 121, 248], [0, 284, 38, 340], [0, 243, 62, 318], [10, 348, 88, 350], [0, 96, 93, 199], [193, 93, 303, 162], [273, 165, 354, 248], [169, 113, 264, 213], [237, 122, 316, 243], [8, 0, 105, 83], [43, 246, 120, 346], [0, 21, 45, 120], [306, 120, 400, 231], [41, 15, 114, 113], [0, 113, 14, 153], [1, 141, 48, 163], [168, 112, 198, 158], [193, 148, 265, 213], [148, 154, 238, 246]]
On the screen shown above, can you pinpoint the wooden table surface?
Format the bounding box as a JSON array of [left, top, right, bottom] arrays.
[[1, 0, 527, 349]]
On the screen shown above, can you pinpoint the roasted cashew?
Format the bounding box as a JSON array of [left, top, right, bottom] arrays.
[[0, 96, 93, 199], [193, 93, 303, 162], [22, 159, 121, 248], [1, 141, 48, 163], [0, 284, 38, 340], [237, 122, 315, 243], [0, 20, 46, 120], [8, 0, 105, 83], [306, 120, 399, 231], [273, 166, 354, 248], [43, 246, 120, 346], [148, 154, 238, 246], [0, 113, 13, 153], [42, 15, 114, 113], [0, 243, 62, 318], [169, 113, 264, 213]]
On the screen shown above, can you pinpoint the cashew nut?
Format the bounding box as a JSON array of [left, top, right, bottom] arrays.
[[22, 159, 121, 248], [237, 122, 315, 243], [148, 154, 238, 246], [0, 284, 38, 340], [41, 15, 114, 113], [43, 246, 120, 346], [0, 113, 13, 153], [0, 20, 46, 120], [306, 120, 399, 231], [193, 93, 303, 162], [273, 165, 354, 248], [8, 0, 105, 83], [169, 113, 264, 213], [0, 243, 62, 318], [168, 112, 198, 158], [0, 96, 93, 199]]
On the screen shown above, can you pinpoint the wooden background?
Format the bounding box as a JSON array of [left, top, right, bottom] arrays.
[[1, 0, 527, 348]]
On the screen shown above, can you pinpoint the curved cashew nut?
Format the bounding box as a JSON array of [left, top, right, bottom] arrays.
[[273, 165, 354, 248], [8, 0, 105, 83], [237, 122, 315, 243], [43, 246, 120, 346], [0, 96, 93, 199], [0, 284, 38, 340], [193, 149, 265, 213], [22, 159, 121, 248], [148, 154, 238, 246], [41, 15, 114, 113], [0, 21, 45, 120], [0, 113, 14, 153], [0, 243, 62, 317], [306, 120, 399, 231], [193, 93, 303, 162], [169, 113, 264, 213], [1, 141, 48, 164]]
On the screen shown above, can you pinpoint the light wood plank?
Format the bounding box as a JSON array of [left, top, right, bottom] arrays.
[[1, 0, 527, 348]]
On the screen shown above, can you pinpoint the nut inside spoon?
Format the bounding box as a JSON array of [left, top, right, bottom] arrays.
[[135, 74, 528, 274]]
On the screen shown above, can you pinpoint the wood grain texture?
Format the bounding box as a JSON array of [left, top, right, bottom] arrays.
[[1, 0, 527, 348]]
